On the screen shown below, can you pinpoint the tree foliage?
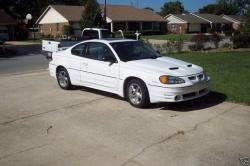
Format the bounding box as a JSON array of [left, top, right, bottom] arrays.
[[79, 0, 104, 29], [199, 0, 238, 15], [199, 0, 249, 15], [160, 1, 185, 16], [241, 2, 250, 34]]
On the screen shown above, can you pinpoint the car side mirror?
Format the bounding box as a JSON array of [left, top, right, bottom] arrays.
[[102, 55, 117, 65]]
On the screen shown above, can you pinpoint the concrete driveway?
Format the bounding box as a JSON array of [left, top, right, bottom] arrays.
[[0, 70, 249, 166]]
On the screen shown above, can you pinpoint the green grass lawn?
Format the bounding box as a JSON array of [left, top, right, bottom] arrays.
[[166, 51, 250, 105], [142, 34, 192, 41]]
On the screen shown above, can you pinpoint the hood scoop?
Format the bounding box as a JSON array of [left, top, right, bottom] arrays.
[[169, 67, 179, 70], [187, 64, 192, 67]]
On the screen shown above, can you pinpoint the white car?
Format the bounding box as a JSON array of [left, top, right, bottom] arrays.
[[49, 39, 210, 108]]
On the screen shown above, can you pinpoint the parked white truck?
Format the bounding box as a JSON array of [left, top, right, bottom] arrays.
[[42, 28, 113, 58]]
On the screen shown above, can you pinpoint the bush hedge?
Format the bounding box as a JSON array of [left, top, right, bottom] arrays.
[[232, 34, 250, 48]]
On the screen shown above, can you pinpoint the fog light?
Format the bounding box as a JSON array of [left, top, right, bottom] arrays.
[[175, 95, 182, 101]]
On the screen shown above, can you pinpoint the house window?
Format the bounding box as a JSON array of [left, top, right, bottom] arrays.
[[171, 24, 176, 30], [113, 22, 126, 31], [153, 22, 160, 30], [142, 22, 152, 30]]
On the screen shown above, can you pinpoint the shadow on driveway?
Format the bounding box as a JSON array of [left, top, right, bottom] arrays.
[[75, 86, 226, 111], [0, 44, 42, 58], [153, 91, 227, 111]]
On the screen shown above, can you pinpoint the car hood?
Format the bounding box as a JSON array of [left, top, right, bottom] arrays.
[[125, 56, 203, 76]]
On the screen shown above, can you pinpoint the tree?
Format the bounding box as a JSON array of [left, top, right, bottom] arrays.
[[160, 1, 185, 16], [241, 2, 250, 34], [199, 0, 239, 15], [80, 0, 104, 29], [199, 4, 219, 14], [198, 0, 250, 15], [234, 0, 250, 15]]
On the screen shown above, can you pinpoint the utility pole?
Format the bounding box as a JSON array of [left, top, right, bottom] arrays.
[[104, 0, 107, 28]]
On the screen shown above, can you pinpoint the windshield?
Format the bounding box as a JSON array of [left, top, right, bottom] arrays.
[[101, 30, 112, 38], [110, 41, 161, 62]]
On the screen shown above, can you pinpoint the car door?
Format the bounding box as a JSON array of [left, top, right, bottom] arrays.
[[66, 43, 87, 85], [80, 42, 119, 92]]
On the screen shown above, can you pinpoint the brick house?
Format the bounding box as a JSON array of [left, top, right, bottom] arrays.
[[0, 10, 17, 41], [165, 13, 232, 34], [222, 15, 243, 30], [165, 14, 208, 34], [36, 4, 166, 37]]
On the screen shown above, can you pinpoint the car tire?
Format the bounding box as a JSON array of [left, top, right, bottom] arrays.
[[56, 67, 72, 90], [126, 79, 149, 108]]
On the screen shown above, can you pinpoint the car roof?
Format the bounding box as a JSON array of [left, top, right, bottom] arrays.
[[84, 28, 109, 31], [82, 38, 137, 44]]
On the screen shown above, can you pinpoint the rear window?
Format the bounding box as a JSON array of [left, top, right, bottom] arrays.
[[82, 30, 99, 40], [101, 30, 112, 38]]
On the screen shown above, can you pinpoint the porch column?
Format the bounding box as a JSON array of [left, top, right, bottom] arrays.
[[110, 22, 114, 32], [125, 22, 128, 31], [139, 22, 142, 31], [151, 22, 154, 30]]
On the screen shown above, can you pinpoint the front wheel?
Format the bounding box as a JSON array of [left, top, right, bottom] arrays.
[[126, 79, 149, 108], [56, 68, 72, 90]]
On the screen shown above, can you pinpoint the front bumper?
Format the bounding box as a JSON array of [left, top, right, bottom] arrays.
[[148, 77, 210, 103]]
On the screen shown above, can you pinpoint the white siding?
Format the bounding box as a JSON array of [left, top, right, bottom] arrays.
[[166, 15, 186, 24], [188, 24, 201, 32], [39, 7, 68, 24]]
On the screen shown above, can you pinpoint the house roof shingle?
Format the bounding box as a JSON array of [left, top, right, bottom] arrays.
[[193, 13, 231, 24], [51, 5, 85, 22], [39, 4, 165, 23], [0, 10, 17, 25], [100, 4, 166, 22], [224, 15, 243, 22], [172, 14, 208, 24]]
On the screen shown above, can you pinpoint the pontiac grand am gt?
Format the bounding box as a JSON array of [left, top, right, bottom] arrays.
[[49, 39, 210, 108]]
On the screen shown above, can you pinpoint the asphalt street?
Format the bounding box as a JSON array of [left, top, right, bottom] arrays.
[[0, 44, 48, 75]]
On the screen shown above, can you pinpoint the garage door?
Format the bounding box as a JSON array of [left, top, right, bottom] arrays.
[[188, 24, 201, 33]]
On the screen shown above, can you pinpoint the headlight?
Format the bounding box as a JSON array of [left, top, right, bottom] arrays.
[[159, 75, 185, 84]]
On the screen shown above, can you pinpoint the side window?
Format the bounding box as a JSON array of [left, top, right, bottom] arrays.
[[71, 43, 86, 57], [86, 42, 116, 62], [82, 30, 99, 40]]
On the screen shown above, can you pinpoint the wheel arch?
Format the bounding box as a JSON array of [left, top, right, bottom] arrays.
[[123, 76, 149, 99], [56, 65, 67, 75]]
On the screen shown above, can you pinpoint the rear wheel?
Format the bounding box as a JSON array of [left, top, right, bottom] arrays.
[[126, 79, 149, 108], [56, 67, 72, 90]]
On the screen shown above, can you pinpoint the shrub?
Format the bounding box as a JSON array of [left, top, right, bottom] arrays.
[[232, 34, 250, 48], [63, 25, 73, 36], [209, 34, 222, 48], [174, 40, 184, 53], [225, 31, 232, 37], [189, 43, 204, 51], [124, 33, 137, 39], [222, 43, 233, 48], [191, 34, 209, 44], [140, 30, 163, 36]]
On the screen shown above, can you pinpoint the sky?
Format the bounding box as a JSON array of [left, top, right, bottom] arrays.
[[97, 0, 217, 12]]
